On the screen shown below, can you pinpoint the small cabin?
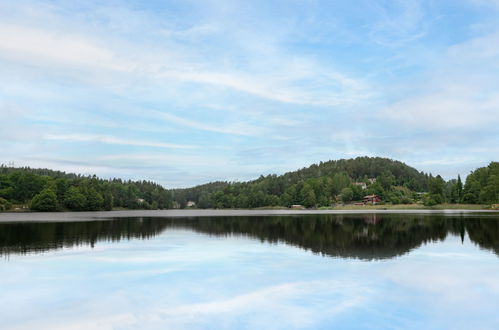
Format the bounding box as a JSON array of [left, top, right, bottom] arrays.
[[363, 194, 381, 204], [354, 182, 367, 190], [291, 204, 305, 209]]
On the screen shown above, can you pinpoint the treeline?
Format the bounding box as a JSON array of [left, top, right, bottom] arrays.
[[0, 166, 173, 211], [462, 162, 499, 204], [173, 157, 499, 208], [1, 157, 498, 212]]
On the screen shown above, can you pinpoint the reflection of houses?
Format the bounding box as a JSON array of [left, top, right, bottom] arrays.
[[364, 214, 381, 224], [363, 194, 381, 204]]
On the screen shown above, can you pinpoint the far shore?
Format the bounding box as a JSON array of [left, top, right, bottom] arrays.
[[1, 208, 498, 223]]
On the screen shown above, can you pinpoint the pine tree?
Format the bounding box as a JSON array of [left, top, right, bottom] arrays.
[[457, 174, 463, 203]]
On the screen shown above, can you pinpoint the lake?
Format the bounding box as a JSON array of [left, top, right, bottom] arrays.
[[1, 211, 498, 329]]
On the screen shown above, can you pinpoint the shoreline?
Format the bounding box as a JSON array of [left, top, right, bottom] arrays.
[[1, 208, 498, 223]]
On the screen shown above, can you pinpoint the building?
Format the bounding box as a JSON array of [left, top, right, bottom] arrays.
[[363, 194, 381, 204], [354, 182, 367, 190], [186, 201, 196, 208]]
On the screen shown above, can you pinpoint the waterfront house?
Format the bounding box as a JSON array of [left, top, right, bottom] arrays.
[[363, 194, 381, 204]]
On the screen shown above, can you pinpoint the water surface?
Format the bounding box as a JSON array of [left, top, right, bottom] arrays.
[[1, 213, 498, 329]]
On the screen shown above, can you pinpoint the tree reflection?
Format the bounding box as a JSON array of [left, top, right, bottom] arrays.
[[0, 214, 498, 259]]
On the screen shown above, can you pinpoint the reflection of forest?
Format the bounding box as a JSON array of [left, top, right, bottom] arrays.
[[0, 214, 498, 259]]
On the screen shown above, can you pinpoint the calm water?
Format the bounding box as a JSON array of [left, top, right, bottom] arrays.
[[1, 213, 498, 329]]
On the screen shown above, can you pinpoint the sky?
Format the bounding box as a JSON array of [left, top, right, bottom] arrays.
[[1, 0, 499, 187]]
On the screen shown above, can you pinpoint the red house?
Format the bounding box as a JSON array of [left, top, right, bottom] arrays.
[[363, 194, 381, 204]]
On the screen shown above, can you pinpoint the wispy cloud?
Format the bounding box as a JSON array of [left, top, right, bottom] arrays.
[[159, 112, 264, 136], [44, 134, 198, 149], [0, 23, 128, 71], [383, 31, 499, 129]]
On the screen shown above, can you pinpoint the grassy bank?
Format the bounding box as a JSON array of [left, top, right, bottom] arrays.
[[1, 203, 495, 213], [320, 203, 491, 210]]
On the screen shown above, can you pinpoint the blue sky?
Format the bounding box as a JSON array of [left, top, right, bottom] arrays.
[[1, 0, 498, 187]]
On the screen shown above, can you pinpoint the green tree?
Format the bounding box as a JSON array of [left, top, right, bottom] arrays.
[[340, 187, 353, 203], [480, 174, 499, 203], [64, 187, 87, 210], [301, 184, 316, 208], [103, 191, 113, 211], [378, 171, 395, 191], [350, 184, 364, 201], [31, 189, 58, 211], [85, 188, 104, 211], [9, 172, 47, 202], [456, 175, 463, 203], [197, 192, 213, 208], [331, 172, 350, 196], [463, 180, 480, 203], [427, 175, 445, 204]]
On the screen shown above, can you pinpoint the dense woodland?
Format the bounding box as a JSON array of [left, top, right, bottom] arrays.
[[174, 157, 499, 208], [0, 157, 498, 211], [0, 167, 173, 211]]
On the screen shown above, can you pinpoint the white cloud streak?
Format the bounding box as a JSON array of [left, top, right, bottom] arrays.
[[44, 134, 197, 149], [159, 112, 263, 136], [0, 18, 370, 107], [383, 31, 499, 129]]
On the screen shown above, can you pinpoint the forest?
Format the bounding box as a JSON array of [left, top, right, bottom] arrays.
[[0, 157, 498, 211], [173, 157, 499, 209], [0, 167, 173, 211]]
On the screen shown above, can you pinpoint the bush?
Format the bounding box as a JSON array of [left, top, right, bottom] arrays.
[[401, 197, 412, 204], [423, 195, 438, 207], [0, 197, 12, 211], [31, 189, 58, 211], [390, 197, 401, 205], [340, 187, 353, 203]]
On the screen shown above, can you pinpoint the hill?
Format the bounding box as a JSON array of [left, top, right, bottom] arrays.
[[172, 157, 434, 208]]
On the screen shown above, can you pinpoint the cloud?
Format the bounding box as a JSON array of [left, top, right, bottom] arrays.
[[368, 1, 427, 46], [0, 14, 370, 107], [0, 23, 128, 71], [12, 280, 367, 330], [384, 88, 499, 129], [144, 280, 366, 329], [383, 31, 499, 129], [159, 112, 265, 136], [44, 134, 198, 149]]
